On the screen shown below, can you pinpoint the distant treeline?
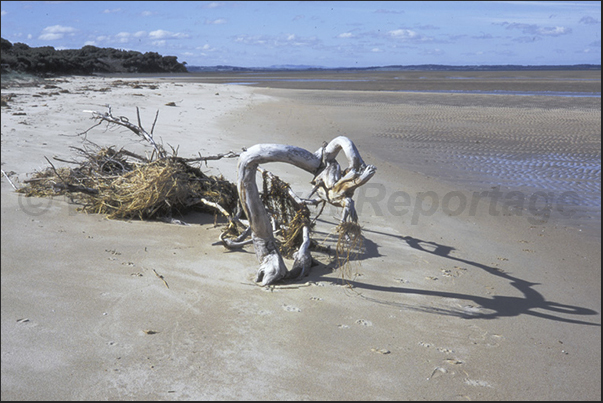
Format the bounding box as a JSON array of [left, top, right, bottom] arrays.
[[1, 38, 188, 76], [188, 64, 601, 72]]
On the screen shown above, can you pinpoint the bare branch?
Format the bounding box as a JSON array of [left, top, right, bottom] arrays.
[[1, 169, 19, 191], [150, 110, 160, 135], [179, 150, 240, 163], [84, 107, 166, 159], [236, 137, 376, 285]]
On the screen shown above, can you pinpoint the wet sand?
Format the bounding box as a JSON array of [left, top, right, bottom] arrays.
[[1, 72, 601, 400]]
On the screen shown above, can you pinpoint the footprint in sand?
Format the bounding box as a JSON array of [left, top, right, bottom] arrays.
[[419, 341, 456, 355], [427, 366, 448, 380], [282, 304, 301, 312], [355, 319, 373, 326], [257, 310, 272, 316], [464, 379, 493, 388], [468, 324, 504, 347]]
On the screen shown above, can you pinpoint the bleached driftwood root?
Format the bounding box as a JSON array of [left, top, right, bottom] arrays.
[[235, 136, 376, 285]]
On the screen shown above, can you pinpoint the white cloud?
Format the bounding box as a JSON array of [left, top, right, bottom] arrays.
[[499, 22, 572, 37], [337, 32, 353, 38], [152, 40, 166, 47], [1, 10, 7, 17], [133, 31, 147, 38], [115, 32, 130, 43], [103, 8, 121, 14], [385, 28, 433, 45], [389, 29, 418, 39], [141, 11, 155, 17], [196, 44, 217, 52], [537, 26, 570, 36], [39, 25, 77, 40], [205, 18, 227, 25], [149, 29, 189, 39], [234, 34, 320, 48], [42, 25, 76, 33], [204, 2, 224, 9], [421, 48, 444, 56], [39, 33, 62, 40]]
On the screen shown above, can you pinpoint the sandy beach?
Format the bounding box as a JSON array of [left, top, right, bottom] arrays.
[[1, 72, 601, 400]]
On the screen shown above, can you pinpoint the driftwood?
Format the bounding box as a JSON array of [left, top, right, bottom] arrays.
[[232, 137, 376, 285], [15, 105, 376, 287]]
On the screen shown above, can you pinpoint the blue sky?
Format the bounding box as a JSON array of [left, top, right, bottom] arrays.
[[1, 1, 600, 68]]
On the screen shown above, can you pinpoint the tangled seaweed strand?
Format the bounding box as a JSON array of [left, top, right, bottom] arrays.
[[280, 206, 312, 258], [260, 170, 312, 258], [335, 221, 364, 281], [261, 170, 296, 225]]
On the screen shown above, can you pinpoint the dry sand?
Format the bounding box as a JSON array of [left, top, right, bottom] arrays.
[[1, 73, 601, 400]]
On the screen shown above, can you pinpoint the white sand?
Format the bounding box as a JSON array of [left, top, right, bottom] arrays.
[[1, 76, 600, 400]]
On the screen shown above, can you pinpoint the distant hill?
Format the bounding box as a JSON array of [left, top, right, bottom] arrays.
[[187, 64, 601, 72], [1, 37, 188, 76]]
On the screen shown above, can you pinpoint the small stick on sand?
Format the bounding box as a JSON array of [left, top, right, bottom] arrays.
[[152, 269, 169, 289], [1, 169, 19, 190]]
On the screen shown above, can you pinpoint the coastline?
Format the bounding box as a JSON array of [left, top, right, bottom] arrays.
[[2, 74, 600, 400]]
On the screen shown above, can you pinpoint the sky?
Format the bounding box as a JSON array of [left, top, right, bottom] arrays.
[[1, 1, 601, 68]]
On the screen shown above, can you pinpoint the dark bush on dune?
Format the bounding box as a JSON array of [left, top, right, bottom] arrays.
[[1, 37, 187, 76]]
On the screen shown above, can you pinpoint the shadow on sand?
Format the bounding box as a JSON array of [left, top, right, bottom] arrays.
[[305, 226, 600, 327]]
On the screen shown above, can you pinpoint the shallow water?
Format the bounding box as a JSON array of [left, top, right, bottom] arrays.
[[263, 86, 601, 232], [392, 89, 601, 98], [225, 81, 601, 97], [438, 152, 600, 203]]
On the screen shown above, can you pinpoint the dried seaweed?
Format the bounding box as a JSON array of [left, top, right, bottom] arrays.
[[260, 170, 313, 258], [18, 146, 238, 220]]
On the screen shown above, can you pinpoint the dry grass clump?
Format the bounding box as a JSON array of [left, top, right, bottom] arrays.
[[18, 145, 238, 220]]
